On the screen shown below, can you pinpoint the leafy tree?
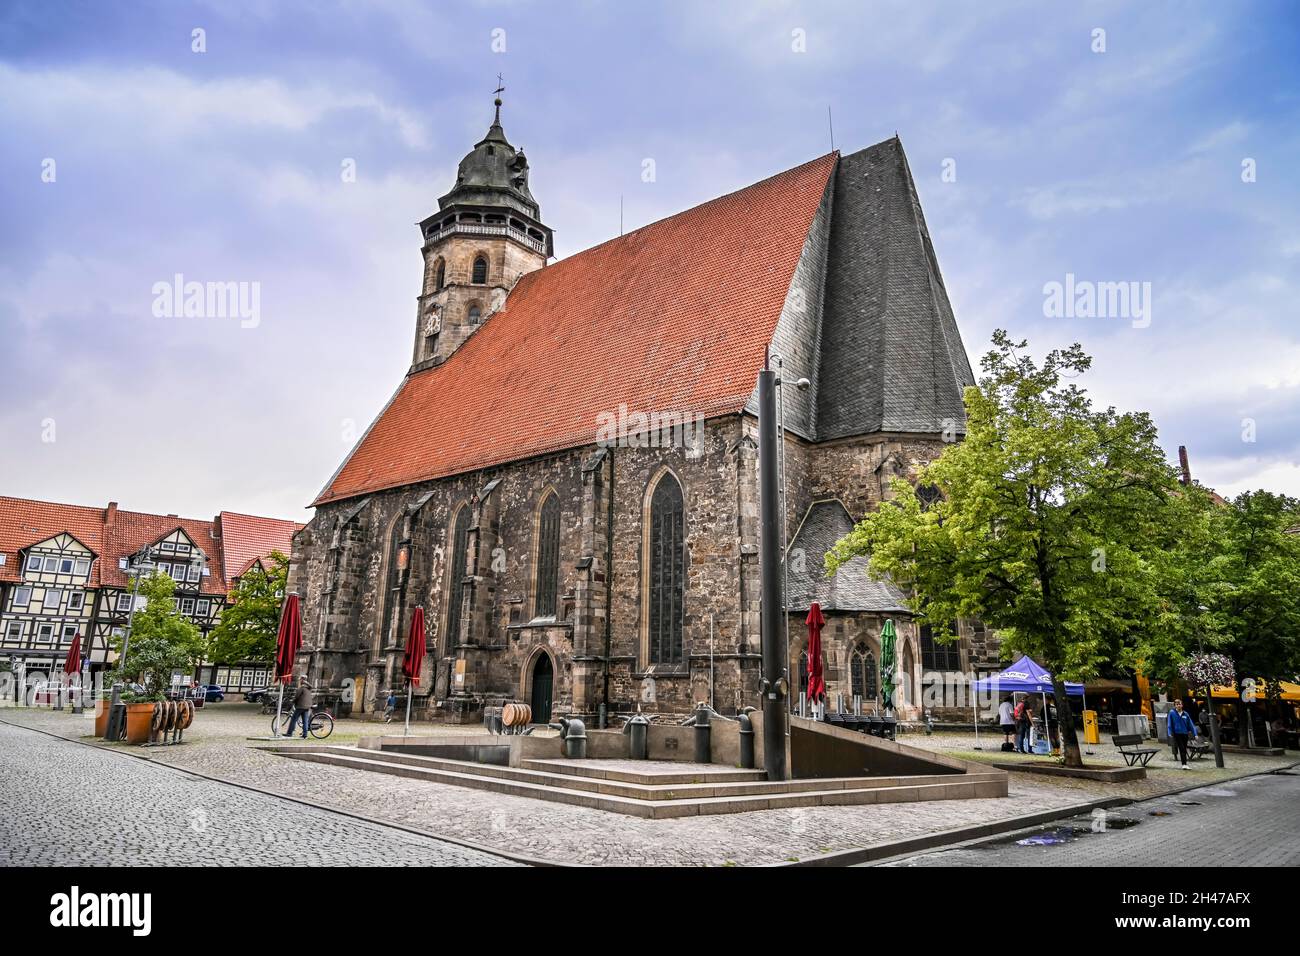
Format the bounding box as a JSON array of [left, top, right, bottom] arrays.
[[110, 571, 206, 701], [827, 331, 1183, 767], [1203, 491, 1300, 718], [207, 551, 289, 667]]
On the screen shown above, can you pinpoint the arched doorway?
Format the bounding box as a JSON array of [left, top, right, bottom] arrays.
[[529, 653, 554, 723]]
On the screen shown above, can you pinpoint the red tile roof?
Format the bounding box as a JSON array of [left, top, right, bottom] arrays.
[[0, 495, 298, 597], [0, 496, 108, 585], [217, 512, 300, 585], [314, 152, 838, 506]]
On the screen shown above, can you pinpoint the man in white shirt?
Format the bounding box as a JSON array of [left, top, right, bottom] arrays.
[[997, 696, 1016, 747]]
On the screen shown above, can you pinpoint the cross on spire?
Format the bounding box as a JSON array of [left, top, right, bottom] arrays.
[[493, 74, 505, 125]]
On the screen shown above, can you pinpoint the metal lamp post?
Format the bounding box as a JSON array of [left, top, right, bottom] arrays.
[[1194, 605, 1225, 768]]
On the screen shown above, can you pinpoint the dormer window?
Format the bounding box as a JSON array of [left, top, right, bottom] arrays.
[[472, 256, 488, 284]]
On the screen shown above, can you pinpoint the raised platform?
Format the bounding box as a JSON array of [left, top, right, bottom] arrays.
[[991, 761, 1147, 782], [268, 716, 1009, 818]]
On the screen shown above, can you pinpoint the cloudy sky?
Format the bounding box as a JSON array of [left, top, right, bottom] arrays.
[[2, 1, 1297, 523]]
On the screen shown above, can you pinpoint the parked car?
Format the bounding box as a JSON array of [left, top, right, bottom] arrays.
[[200, 684, 225, 703], [244, 686, 270, 704]]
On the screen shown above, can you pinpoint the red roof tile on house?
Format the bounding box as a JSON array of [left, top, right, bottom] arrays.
[[217, 512, 301, 585], [0, 495, 300, 596], [0, 496, 109, 585], [314, 152, 838, 506]]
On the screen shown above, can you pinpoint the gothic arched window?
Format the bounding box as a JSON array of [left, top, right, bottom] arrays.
[[647, 474, 685, 664], [381, 517, 407, 646], [534, 493, 561, 618], [472, 256, 488, 284], [851, 643, 878, 701], [445, 506, 471, 649], [434, 258, 446, 291], [798, 650, 809, 700], [467, 304, 481, 324]]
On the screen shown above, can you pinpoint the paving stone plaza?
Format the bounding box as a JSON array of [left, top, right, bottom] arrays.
[[2, 703, 1294, 867]]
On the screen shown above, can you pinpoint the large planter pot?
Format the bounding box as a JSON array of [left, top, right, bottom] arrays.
[[124, 702, 157, 744], [94, 701, 111, 737]]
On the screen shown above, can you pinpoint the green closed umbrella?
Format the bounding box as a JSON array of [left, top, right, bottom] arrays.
[[879, 619, 897, 714]]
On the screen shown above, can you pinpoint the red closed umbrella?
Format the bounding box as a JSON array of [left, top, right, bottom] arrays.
[[806, 602, 826, 712], [401, 607, 426, 735], [62, 634, 82, 676], [272, 594, 302, 736]]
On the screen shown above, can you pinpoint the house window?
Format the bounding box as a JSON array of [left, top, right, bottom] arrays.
[[160, 542, 175, 552], [196, 599, 210, 615], [43, 589, 63, 610], [26, 555, 42, 572], [155, 562, 170, 578], [534, 494, 561, 618], [61, 625, 79, 642], [36, 624, 54, 642], [920, 623, 962, 671], [68, 592, 85, 611], [74, 559, 90, 576], [467, 304, 481, 324], [850, 644, 878, 702], [59, 558, 75, 574], [445, 506, 471, 648], [647, 474, 685, 665], [176, 543, 191, 555], [181, 598, 195, 615], [435, 258, 446, 291], [43, 557, 58, 572], [116, 593, 133, 613], [472, 256, 487, 284], [172, 565, 187, 582], [13, 587, 32, 608], [5, 621, 22, 642]]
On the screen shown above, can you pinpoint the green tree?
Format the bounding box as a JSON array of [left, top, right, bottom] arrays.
[[207, 551, 288, 667], [1204, 491, 1300, 721], [110, 571, 206, 701], [827, 331, 1183, 767]]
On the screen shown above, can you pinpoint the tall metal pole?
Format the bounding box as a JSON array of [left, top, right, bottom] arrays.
[[757, 365, 788, 780]]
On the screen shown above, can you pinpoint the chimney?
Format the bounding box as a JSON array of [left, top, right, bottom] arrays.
[[105, 501, 118, 527], [1178, 446, 1192, 486]]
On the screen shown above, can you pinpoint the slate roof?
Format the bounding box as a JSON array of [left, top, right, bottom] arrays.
[[816, 138, 975, 438], [786, 500, 911, 614], [316, 153, 840, 505], [0, 495, 299, 597]]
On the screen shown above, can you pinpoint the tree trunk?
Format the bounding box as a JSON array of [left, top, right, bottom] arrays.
[[1053, 677, 1084, 768]]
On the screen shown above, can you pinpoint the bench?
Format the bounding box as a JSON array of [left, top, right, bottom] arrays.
[[1112, 734, 1159, 767]]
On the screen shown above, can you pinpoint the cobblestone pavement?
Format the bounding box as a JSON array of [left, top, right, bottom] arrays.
[[0, 721, 518, 866], [2, 704, 1294, 867], [881, 770, 1300, 867]]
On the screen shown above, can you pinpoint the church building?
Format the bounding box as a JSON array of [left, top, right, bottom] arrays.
[[289, 97, 994, 725]]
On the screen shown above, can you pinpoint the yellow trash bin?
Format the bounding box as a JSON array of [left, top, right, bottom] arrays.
[[1083, 709, 1100, 745]]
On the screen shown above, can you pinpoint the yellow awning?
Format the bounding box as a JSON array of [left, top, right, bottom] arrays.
[[1208, 680, 1300, 702]]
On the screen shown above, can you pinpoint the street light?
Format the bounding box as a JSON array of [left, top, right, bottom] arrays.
[[1196, 604, 1225, 769]]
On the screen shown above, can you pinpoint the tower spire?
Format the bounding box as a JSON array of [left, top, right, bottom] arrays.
[[493, 73, 505, 126]]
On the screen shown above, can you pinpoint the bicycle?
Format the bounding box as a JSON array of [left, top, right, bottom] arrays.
[[272, 706, 334, 739]]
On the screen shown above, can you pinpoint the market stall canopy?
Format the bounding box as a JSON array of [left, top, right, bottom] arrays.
[[972, 655, 1084, 696], [1210, 680, 1300, 702]]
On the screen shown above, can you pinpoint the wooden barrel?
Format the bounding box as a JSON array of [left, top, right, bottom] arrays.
[[178, 699, 194, 730], [151, 701, 166, 731], [503, 702, 533, 727]]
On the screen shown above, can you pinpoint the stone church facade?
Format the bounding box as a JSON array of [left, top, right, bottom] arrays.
[[289, 100, 996, 725]]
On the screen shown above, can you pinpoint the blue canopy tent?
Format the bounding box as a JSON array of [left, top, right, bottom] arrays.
[[971, 655, 1084, 750]]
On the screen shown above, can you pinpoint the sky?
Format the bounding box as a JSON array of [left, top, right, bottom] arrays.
[[1, 1, 1298, 523]]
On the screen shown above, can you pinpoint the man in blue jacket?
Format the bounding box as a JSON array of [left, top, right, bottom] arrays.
[[1167, 698, 1199, 769]]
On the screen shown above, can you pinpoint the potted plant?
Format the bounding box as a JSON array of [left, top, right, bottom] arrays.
[[107, 571, 206, 744]]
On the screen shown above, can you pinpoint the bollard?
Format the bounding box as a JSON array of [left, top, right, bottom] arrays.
[[737, 707, 755, 769], [558, 717, 588, 759], [624, 713, 650, 760], [692, 703, 712, 764]]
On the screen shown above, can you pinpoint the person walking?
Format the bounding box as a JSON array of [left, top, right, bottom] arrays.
[[283, 676, 313, 739], [1167, 697, 1198, 769], [997, 696, 1016, 748], [1015, 697, 1033, 754], [384, 690, 398, 724]]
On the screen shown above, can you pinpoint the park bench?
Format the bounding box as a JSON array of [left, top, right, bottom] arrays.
[[1112, 733, 1159, 767]]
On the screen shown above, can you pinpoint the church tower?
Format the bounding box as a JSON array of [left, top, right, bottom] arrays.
[[412, 93, 553, 370]]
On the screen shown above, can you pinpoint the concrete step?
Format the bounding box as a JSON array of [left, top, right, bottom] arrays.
[[268, 746, 1007, 818], [518, 758, 766, 786]]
